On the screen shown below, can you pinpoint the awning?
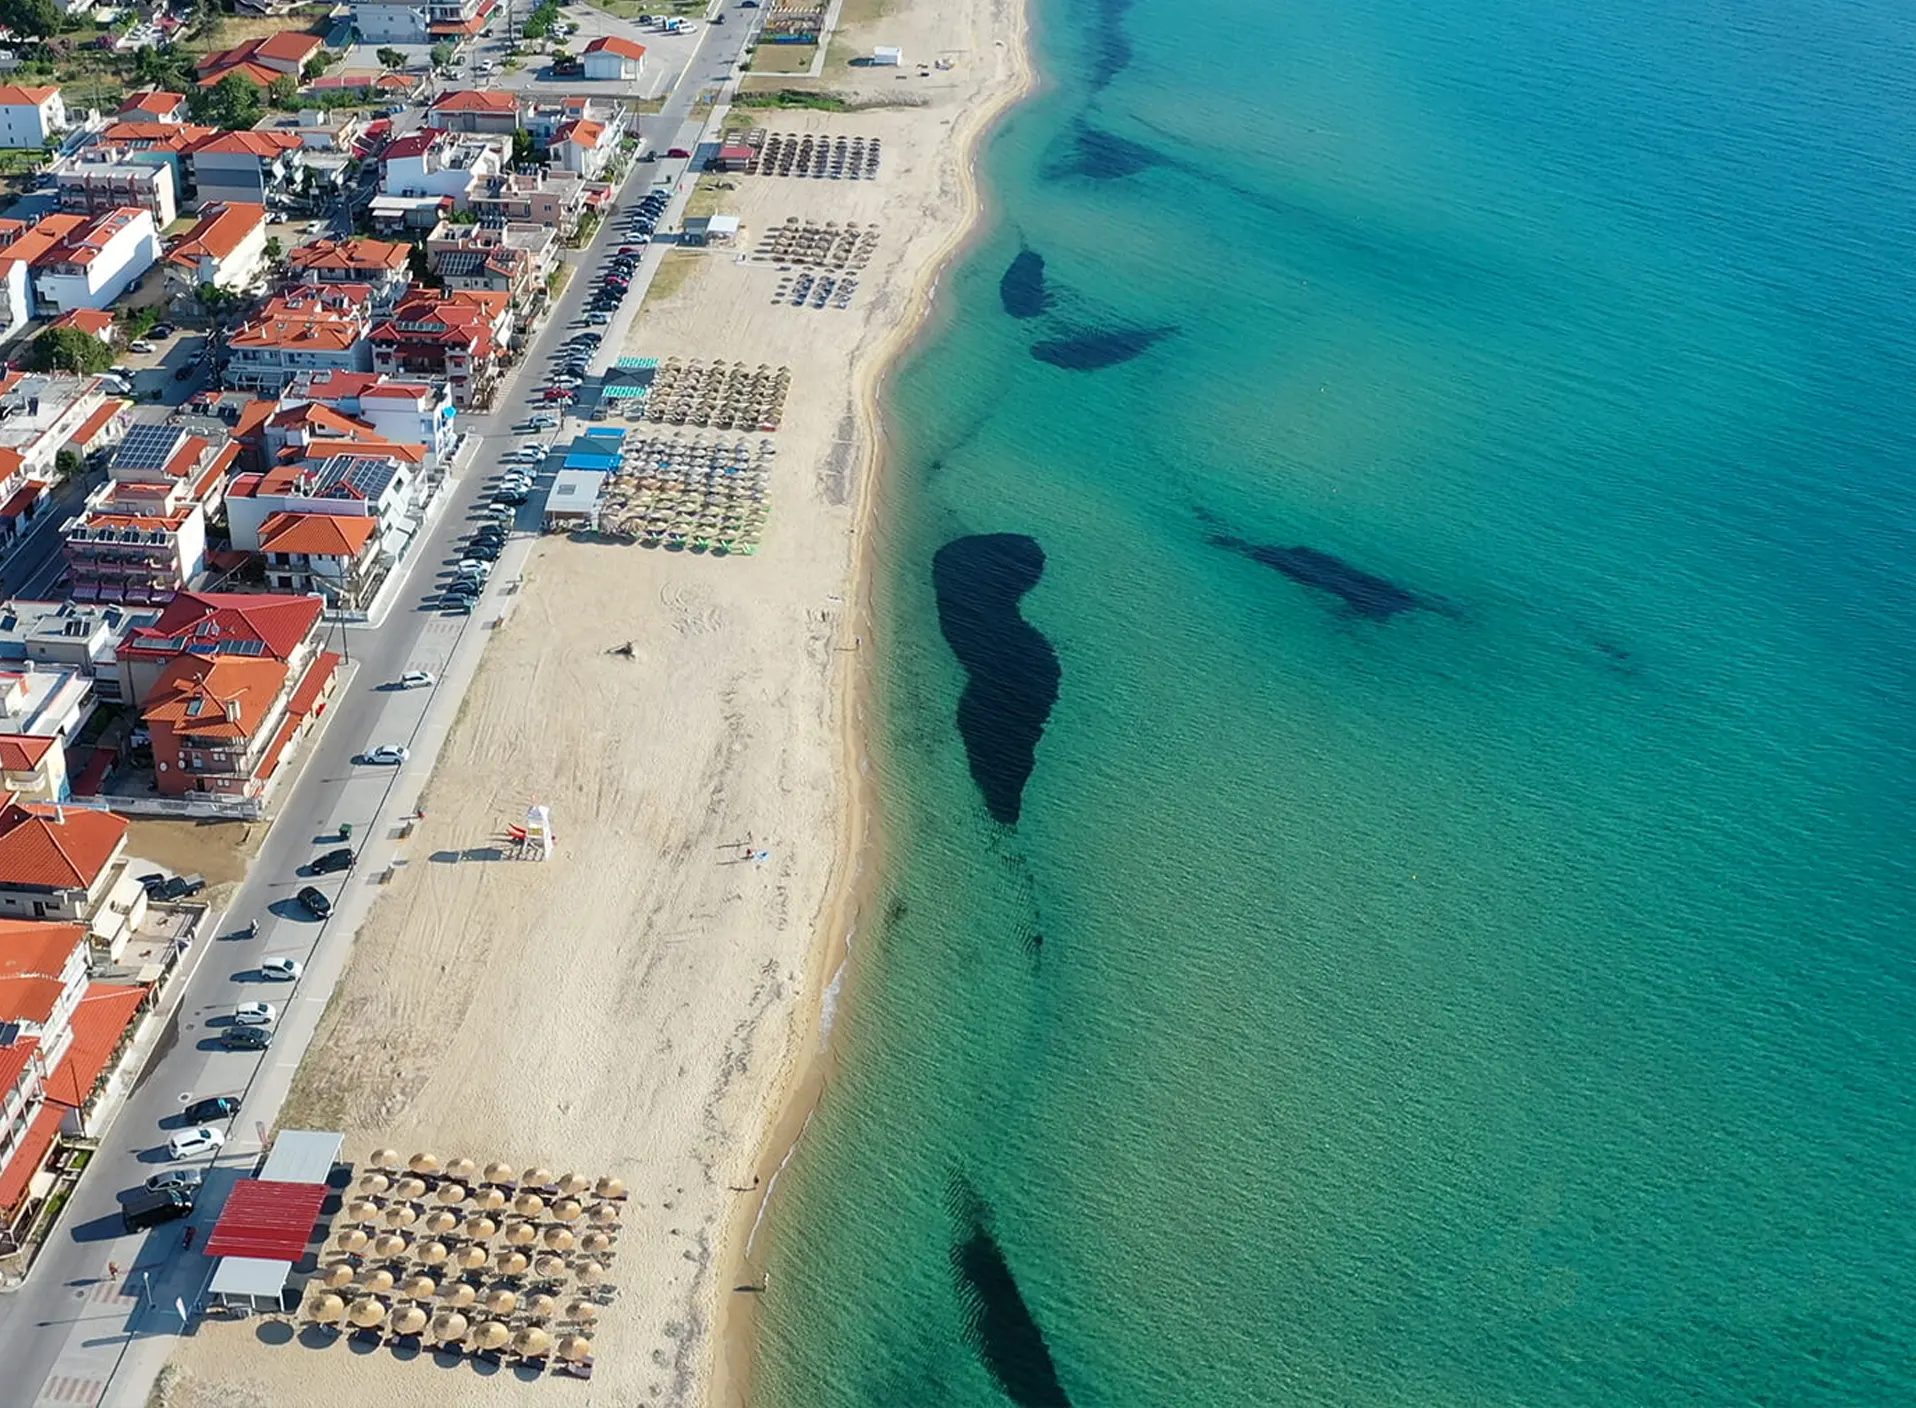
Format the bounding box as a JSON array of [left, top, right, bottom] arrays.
[[207, 1254, 291, 1306], [0, 1101, 62, 1212], [205, 1179, 328, 1261]]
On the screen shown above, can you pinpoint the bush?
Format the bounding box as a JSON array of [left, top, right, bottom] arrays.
[[28, 327, 114, 374]]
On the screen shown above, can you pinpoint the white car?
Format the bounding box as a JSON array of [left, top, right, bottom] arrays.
[[129, 339, 156, 354], [233, 1001, 277, 1025], [399, 669, 435, 689], [260, 957, 303, 981], [146, 1166, 203, 1192], [528, 413, 559, 429], [508, 448, 543, 463], [167, 1126, 225, 1160], [367, 744, 410, 765], [457, 560, 492, 578]]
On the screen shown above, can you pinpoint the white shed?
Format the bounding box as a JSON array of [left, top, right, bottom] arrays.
[[871, 45, 903, 66]]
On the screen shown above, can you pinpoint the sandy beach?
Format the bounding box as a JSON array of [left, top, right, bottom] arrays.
[[158, 1, 1028, 1405]]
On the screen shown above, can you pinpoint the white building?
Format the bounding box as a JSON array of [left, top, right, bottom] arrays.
[[31, 208, 160, 317], [226, 451, 422, 562], [550, 119, 616, 181], [295, 372, 458, 468], [352, 0, 430, 43], [581, 36, 647, 82], [162, 201, 268, 297], [0, 85, 64, 150]]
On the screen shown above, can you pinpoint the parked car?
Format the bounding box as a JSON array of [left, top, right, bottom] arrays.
[[585, 313, 610, 326], [260, 956, 304, 981], [221, 1025, 272, 1050], [129, 339, 156, 354], [295, 885, 332, 919], [184, 1096, 239, 1124], [399, 669, 435, 688], [233, 1001, 277, 1026], [174, 363, 194, 381], [366, 744, 410, 765], [167, 1126, 225, 1160], [529, 411, 561, 426], [667, 147, 692, 158], [468, 542, 502, 562], [123, 1186, 193, 1232], [145, 1165, 204, 1192], [149, 323, 175, 338], [310, 847, 355, 874]]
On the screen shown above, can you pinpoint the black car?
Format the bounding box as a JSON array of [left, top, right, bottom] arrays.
[[150, 323, 175, 338], [310, 847, 355, 875], [469, 543, 501, 561], [185, 1095, 240, 1123], [173, 364, 194, 381], [221, 1025, 272, 1051], [295, 885, 331, 919]]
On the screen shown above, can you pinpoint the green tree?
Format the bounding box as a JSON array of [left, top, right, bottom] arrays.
[[0, 0, 60, 39], [376, 47, 407, 71], [511, 128, 536, 165], [302, 53, 332, 81], [264, 236, 284, 264], [430, 42, 455, 70], [188, 73, 262, 130], [267, 74, 298, 109], [54, 448, 82, 483], [28, 327, 115, 374]]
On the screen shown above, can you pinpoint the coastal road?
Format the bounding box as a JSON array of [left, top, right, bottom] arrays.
[[0, 69, 734, 1403]]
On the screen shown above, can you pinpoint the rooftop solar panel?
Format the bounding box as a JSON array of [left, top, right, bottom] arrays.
[[112, 422, 187, 474]]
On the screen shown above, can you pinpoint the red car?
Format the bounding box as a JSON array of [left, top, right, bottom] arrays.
[[666, 147, 691, 159], [543, 387, 576, 402]]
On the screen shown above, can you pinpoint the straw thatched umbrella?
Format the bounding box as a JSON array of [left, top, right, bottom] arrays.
[[477, 1187, 507, 1212], [534, 1253, 568, 1279], [473, 1320, 511, 1351], [503, 1220, 536, 1247], [542, 1225, 575, 1252], [513, 1192, 546, 1218], [525, 1292, 558, 1319], [512, 1326, 553, 1359], [418, 1240, 450, 1266], [382, 1204, 417, 1229], [575, 1261, 605, 1285], [552, 1199, 584, 1224], [425, 1209, 458, 1235], [456, 1244, 489, 1271], [321, 1262, 357, 1289], [360, 1266, 395, 1294], [484, 1288, 518, 1316], [462, 1215, 498, 1240], [395, 1176, 428, 1201], [347, 1296, 386, 1328], [336, 1227, 370, 1254], [444, 1281, 478, 1309], [371, 1233, 408, 1259], [483, 1161, 517, 1185], [555, 1172, 590, 1197], [345, 1198, 380, 1223], [495, 1250, 529, 1277], [559, 1333, 593, 1362], [430, 1309, 470, 1343], [401, 1273, 437, 1300], [369, 1148, 402, 1171], [436, 1182, 468, 1206], [580, 1230, 612, 1256], [594, 1176, 626, 1201], [408, 1152, 440, 1175], [565, 1300, 599, 1324], [357, 1172, 391, 1196], [588, 1202, 620, 1225], [390, 1305, 428, 1337], [305, 1290, 348, 1324], [445, 1156, 479, 1182], [522, 1167, 555, 1190]]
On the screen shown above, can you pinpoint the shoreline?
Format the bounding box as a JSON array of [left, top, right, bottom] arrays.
[[707, 6, 1040, 1403]]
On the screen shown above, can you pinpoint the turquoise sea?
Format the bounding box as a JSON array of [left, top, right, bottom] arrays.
[[751, 0, 1916, 1401]]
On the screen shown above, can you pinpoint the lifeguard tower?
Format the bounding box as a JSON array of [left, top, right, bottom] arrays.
[[510, 804, 555, 860]]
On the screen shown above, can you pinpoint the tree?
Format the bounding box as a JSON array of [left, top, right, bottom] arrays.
[[188, 73, 262, 130], [28, 327, 114, 374], [377, 47, 406, 71], [267, 74, 298, 109], [54, 449, 82, 483], [430, 42, 455, 70], [302, 53, 332, 81], [511, 128, 536, 165], [264, 236, 284, 264], [0, 0, 60, 39]]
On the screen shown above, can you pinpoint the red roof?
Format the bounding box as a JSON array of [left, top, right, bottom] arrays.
[[118, 89, 186, 119], [0, 1099, 60, 1211], [258, 512, 375, 557], [0, 85, 58, 108], [205, 1179, 328, 1261], [380, 129, 442, 161], [430, 90, 516, 114], [167, 201, 266, 268], [143, 654, 289, 741], [40, 982, 145, 1111], [123, 591, 323, 663], [0, 734, 54, 772], [50, 308, 113, 337], [0, 797, 127, 891], [584, 35, 647, 61], [0, 481, 45, 520], [0, 1034, 36, 1102], [68, 398, 129, 451]]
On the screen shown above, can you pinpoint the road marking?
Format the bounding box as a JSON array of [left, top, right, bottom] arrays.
[[87, 1279, 136, 1305], [36, 1374, 104, 1404]]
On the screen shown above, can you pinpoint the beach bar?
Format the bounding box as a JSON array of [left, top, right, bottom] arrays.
[[543, 469, 609, 533]]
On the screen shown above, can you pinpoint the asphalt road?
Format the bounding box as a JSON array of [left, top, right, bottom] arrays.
[[0, 11, 763, 1395]]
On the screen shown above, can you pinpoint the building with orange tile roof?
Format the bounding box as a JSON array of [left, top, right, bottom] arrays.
[[0, 85, 64, 150], [0, 733, 64, 805], [0, 793, 130, 927], [48, 309, 113, 343], [196, 32, 323, 87], [0, 372, 112, 550], [582, 34, 648, 81], [551, 117, 616, 179], [117, 89, 187, 123], [189, 130, 305, 209], [142, 645, 339, 799], [287, 237, 411, 307], [164, 201, 267, 295], [224, 284, 374, 392], [370, 286, 512, 408], [427, 89, 520, 134], [31, 208, 160, 317], [59, 426, 240, 606], [258, 512, 381, 607]]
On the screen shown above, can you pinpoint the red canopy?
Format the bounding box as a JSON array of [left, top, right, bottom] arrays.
[[204, 1180, 328, 1261]]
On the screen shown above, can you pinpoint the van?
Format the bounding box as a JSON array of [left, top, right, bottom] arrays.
[[122, 1186, 193, 1233]]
